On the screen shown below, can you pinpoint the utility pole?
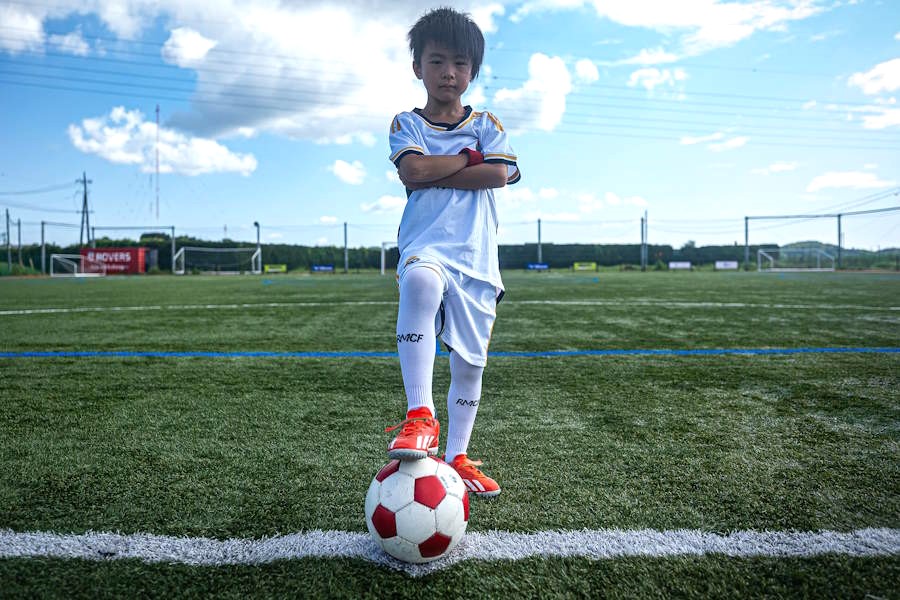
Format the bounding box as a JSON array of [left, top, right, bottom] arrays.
[[5, 209, 10, 270], [537, 218, 542, 264], [343, 222, 349, 273], [17, 218, 21, 266], [640, 212, 648, 271], [77, 172, 92, 246]]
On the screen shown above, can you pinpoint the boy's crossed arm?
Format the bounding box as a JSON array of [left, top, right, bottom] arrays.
[[398, 154, 507, 191]]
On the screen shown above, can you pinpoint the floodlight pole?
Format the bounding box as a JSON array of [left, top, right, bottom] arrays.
[[837, 213, 842, 269], [343, 222, 348, 274], [537, 219, 542, 264], [640, 215, 645, 271], [254, 221, 261, 274], [171, 227, 176, 273], [41, 221, 45, 274]]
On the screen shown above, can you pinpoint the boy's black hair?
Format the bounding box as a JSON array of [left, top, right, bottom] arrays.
[[408, 7, 485, 80]]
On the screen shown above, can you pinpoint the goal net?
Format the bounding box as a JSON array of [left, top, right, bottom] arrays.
[[49, 253, 107, 277], [174, 246, 262, 275], [757, 247, 835, 272]]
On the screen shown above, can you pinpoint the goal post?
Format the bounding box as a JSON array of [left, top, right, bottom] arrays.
[[380, 241, 398, 275], [173, 246, 262, 275], [757, 247, 835, 272], [49, 253, 107, 277]]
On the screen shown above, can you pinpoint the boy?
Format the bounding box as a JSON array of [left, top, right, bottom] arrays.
[[385, 8, 520, 498]]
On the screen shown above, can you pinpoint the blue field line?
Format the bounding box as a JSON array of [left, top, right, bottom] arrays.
[[0, 347, 898, 360]]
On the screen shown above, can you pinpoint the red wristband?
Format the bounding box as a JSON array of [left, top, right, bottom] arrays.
[[459, 147, 484, 167]]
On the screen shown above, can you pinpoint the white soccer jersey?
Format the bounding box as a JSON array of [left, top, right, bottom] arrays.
[[389, 106, 520, 289]]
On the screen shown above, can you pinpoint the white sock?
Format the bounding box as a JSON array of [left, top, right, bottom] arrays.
[[396, 267, 443, 417], [444, 351, 484, 462]]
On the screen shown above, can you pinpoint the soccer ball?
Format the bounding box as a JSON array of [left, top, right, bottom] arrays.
[[365, 456, 469, 563]]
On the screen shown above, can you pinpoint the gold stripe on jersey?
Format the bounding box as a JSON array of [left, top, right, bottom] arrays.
[[390, 145, 424, 161], [485, 112, 504, 132], [390, 116, 403, 134], [456, 111, 477, 130], [484, 152, 517, 162]]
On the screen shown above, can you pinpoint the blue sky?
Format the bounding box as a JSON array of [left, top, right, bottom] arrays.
[[1, 0, 898, 251]]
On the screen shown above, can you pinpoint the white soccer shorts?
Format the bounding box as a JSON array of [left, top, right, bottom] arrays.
[[398, 255, 501, 368]]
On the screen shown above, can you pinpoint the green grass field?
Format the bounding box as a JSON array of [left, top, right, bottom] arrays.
[[1, 271, 898, 597]]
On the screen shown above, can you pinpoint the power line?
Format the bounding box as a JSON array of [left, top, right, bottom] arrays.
[[0, 182, 75, 195], [2, 76, 896, 152]]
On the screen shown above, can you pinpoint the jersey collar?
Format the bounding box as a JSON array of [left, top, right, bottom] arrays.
[[412, 106, 473, 131]]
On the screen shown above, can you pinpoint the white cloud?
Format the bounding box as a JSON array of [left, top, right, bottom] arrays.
[[627, 67, 687, 91], [578, 192, 604, 213], [385, 170, 401, 183], [824, 98, 900, 130], [361, 194, 406, 214], [266, 232, 284, 240], [493, 53, 572, 132], [2, 1, 517, 145], [68, 106, 257, 176], [511, 0, 584, 22], [681, 132, 725, 145], [539, 187, 560, 199], [806, 171, 897, 193], [515, 0, 828, 57], [865, 105, 900, 127], [864, 163, 878, 170], [161, 27, 217, 67], [809, 29, 841, 42], [328, 160, 366, 185], [319, 216, 338, 224], [895, 31, 900, 41], [751, 161, 798, 175], [802, 100, 817, 110], [0, 4, 44, 53], [848, 58, 900, 95], [604, 191, 648, 207], [468, 3, 505, 34], [496, 186, 538, 210], [709, 136, 748, 152], [48, 31, 89, 56], [574, 59, 599, 83], [612, 47, 681, 66]]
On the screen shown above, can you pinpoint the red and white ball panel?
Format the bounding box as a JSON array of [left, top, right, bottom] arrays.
[[365, 456, 470, 564]]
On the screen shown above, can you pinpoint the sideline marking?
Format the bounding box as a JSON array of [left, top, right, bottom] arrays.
[[0, 347, 898, 360], [1, 528, 897, 577], [1, 299, 898, 316]]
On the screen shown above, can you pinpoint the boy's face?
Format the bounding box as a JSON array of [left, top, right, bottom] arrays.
[[413, 41, 472, 105]]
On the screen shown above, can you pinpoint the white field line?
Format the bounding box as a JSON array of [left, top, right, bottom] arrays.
[[1, 528, 897, 577], [1, 299, 898, 317]]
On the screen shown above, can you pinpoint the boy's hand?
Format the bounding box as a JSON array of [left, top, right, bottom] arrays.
[[459, 148, 484, 167]]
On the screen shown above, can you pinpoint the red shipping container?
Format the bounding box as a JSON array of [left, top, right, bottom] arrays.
[[80, 247, 146, 274]]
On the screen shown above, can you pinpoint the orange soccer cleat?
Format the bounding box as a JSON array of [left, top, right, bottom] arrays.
[[448, 454, 501, 498], [386, 407, 440, 460]]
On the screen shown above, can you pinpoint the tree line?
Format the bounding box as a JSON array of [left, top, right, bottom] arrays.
[[8, 234, 898, 273]]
